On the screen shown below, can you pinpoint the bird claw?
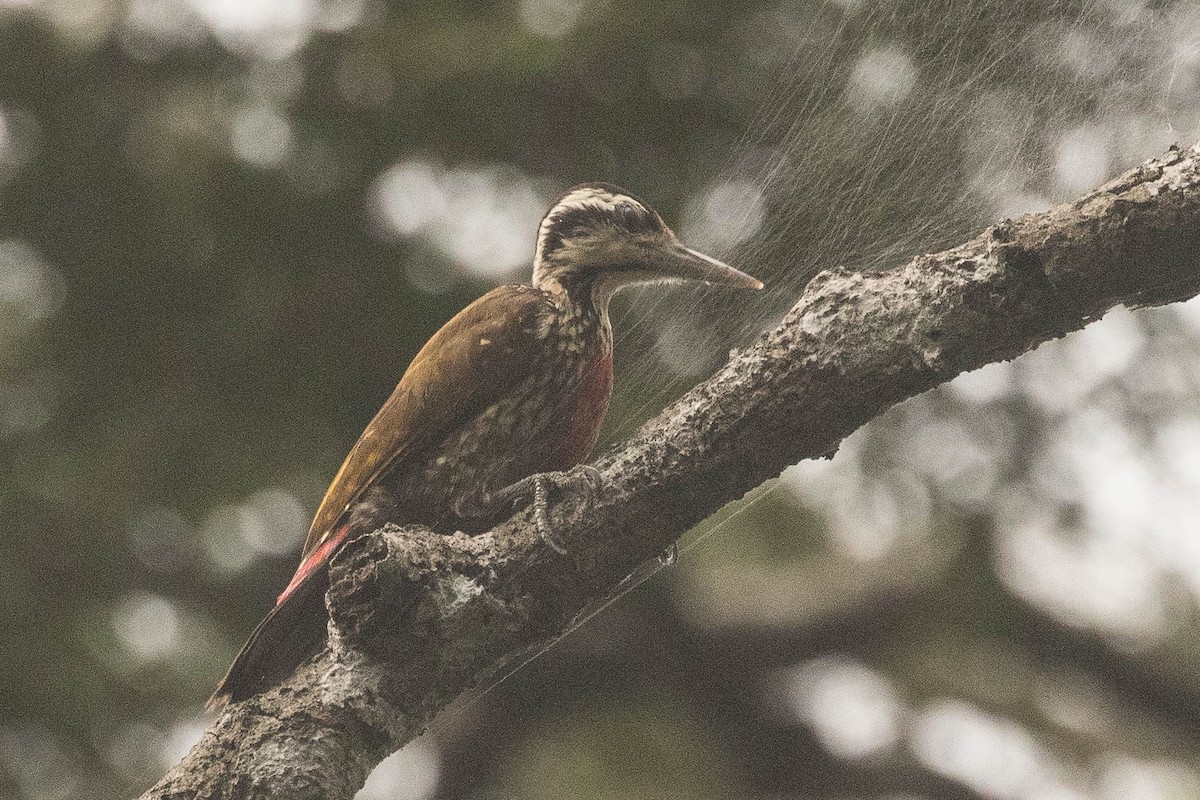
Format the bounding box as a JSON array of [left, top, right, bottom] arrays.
[[534, 466, 606, 555], [573, 464, 604, 499], [485, 465, 604, 556], [532, 476, 568, 555]]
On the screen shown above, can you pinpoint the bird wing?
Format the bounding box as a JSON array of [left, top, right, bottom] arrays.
[[299, 284, 551, 562]]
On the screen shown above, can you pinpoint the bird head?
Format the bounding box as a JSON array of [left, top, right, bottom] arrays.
[[531, 182, 762, 303]]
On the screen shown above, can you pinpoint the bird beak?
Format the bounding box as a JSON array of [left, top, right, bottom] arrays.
[[661, 244, 763, 290]]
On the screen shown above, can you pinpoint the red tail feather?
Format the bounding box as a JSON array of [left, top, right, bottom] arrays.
[[208, 525, 352, 709], [277, 525, 350, 606]]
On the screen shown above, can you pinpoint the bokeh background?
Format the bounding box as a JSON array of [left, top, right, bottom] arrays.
[[4, 0, 1200, 797]]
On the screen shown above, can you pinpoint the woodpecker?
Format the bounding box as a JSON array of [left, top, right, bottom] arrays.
[[209, 182, 762, 707]]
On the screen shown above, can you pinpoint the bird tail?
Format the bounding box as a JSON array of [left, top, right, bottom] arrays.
[[207, 566, 329, 711]]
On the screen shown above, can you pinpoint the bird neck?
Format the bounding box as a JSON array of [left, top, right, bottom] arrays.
[[537, 275, 609, 324], [533, 249, 633, 318], [536, 276, 613, 356]]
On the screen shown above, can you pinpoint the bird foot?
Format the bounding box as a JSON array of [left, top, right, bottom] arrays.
[[533, 466, 604, 554], [531, 476, 566, 555], [479, 465, 603, 555]]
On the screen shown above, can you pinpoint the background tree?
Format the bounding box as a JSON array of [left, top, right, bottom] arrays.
[[2, 1, 1200, 798]]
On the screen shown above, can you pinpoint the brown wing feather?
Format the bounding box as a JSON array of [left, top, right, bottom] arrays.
[[300, 284, 550, 559]]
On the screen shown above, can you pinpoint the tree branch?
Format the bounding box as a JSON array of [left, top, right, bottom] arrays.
[[141, 143, 1200, 800]]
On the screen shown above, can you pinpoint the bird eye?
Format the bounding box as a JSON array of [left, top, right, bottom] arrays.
[[616, 202, 644, 230]]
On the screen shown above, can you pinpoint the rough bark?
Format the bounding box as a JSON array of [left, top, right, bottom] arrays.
[[141, 143, 1200, 800]]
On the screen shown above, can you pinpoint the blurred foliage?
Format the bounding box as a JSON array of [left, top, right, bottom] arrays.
[[3, 0, 1200, 798]]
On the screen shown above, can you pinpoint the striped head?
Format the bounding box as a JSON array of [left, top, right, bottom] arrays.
[[531, 182, 761, 303]]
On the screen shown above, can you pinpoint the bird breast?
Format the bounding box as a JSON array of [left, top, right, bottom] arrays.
[[559, 347, 613, 468], [390, 303, 613, 532]]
